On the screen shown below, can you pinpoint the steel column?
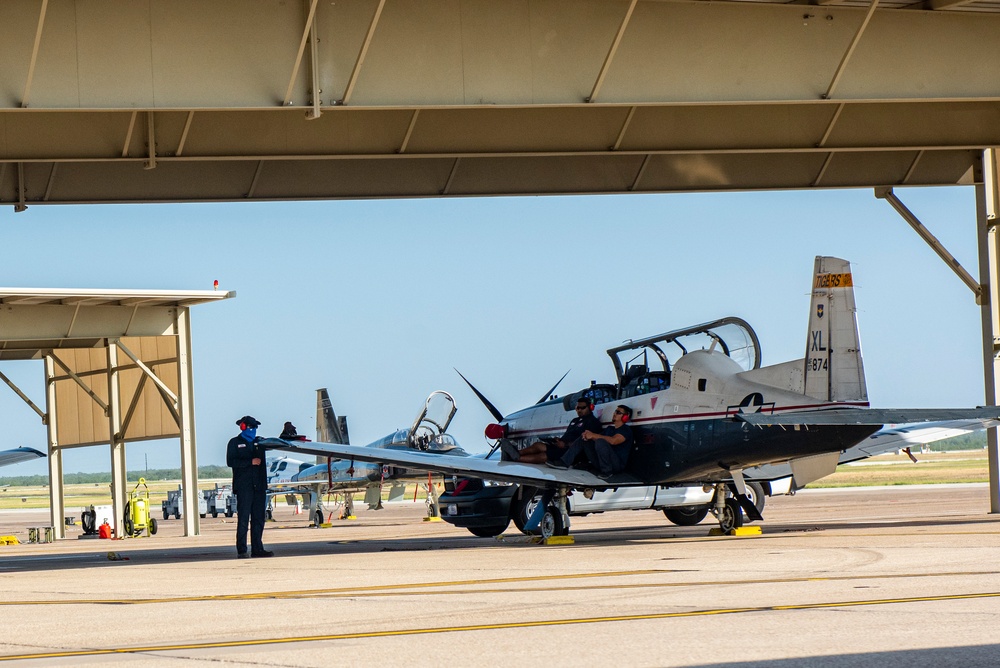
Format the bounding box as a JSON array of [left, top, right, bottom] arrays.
[[979, 148, 1000, 513], [107, 343, 127, 537], [44, 355, 65, 539], [176, 308, 200, 536]]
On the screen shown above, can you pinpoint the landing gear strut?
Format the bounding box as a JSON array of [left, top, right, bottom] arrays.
[[540, 486, 571, 539], [712, 483, 743, 533]]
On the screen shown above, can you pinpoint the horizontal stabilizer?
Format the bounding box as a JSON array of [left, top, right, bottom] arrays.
[[738, 407, 1000, 426]]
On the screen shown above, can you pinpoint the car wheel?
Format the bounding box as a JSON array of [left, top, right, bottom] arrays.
[[663, 505, 710, 526], [745, 481, 766, 515], [467, 521, 510, 538], [211, 511, 218, 518], [511, 486, 541, 534]]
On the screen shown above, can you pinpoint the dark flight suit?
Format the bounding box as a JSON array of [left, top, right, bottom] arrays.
[[583, 423, 634, 476], [547, 412, 602, 462], [227, 434, 267, 555]]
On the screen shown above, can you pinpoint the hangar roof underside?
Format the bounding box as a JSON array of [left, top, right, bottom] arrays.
[[1, 0, 999, 204]]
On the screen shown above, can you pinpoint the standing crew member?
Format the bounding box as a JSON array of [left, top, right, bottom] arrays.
[[226, 415, 273, 558]]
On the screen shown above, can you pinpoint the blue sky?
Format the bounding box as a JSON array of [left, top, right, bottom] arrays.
[[0, 186, 986, 477]]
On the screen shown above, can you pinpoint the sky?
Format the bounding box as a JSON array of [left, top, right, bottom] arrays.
[[0, 186, 987, 477]]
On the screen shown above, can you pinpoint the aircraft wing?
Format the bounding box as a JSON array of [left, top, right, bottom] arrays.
[[738, 407, 1000, 426], [744, 418, 998, 481], [258, 438, 611, 489], [0, 447, 46, 468]]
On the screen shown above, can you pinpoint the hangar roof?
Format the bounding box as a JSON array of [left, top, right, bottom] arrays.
[[2, 0, 999, 203]]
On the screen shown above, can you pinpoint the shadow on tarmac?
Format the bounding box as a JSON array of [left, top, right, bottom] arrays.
[[693, 644, 1000, 667]]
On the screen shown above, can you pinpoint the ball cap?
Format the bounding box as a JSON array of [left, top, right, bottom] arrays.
[[236, 415, 261, 428]]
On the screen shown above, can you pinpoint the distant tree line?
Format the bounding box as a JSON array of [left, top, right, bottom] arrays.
[[0, 465, 232, 487]]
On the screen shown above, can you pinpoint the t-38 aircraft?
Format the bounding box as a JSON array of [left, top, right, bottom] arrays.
[[266, 388, 470, 523], [263, 257, 1000, 538]]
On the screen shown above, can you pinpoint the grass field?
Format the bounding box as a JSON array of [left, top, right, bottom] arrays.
[[811, 449, 989, 487], [0, 450, 991, 511]]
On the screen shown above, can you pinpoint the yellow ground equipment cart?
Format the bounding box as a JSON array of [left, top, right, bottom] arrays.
[[123, 478, 158, 538]]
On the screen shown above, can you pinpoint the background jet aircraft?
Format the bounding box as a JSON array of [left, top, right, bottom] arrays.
[[0, 447, 45, 469], [264, 257, 1000, 538], [266, 389, 470, 523]]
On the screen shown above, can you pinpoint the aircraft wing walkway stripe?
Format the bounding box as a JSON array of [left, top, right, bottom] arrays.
[[739, 408, 1000, 426], [3, 590, 999, 662]]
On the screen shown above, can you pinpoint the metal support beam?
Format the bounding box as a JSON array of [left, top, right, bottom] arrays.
[[306, 0, 322, 120], [339, 0, 386, 106], [902, 150, 925, 185], [122, 111, 137, 158], [586, 0, 638, 104], [441, 158, 460, 195], [15, 163, 27, 213], [612, 106, 637, 152], [107, 344, 127, 539], [48, 352, 110, 414], [247, 161, 264, 198], [112, 339, 178, 407], [398, 110, 419, 154], [283, 0, 320, 107], [118, 373, 149, 440], [43, 163, 57, 201], [144, 112, 157, 170], [817, 103, 845, 148], [176, 111, 195, 156], [44, 355, 64, 539], [813, 153, 835, 187], [823, 0, 880, 100], [176, 308, 200, 536], [980, 148, 1000, 514], [0, 369, 46, 422], [875, 187, 982, 300], [630, 154, 651, 191], [21, 0, 48, 108]]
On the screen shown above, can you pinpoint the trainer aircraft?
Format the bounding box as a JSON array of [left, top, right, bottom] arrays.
[[263, 257, 1000, 538], [266, 389, 470, 523]]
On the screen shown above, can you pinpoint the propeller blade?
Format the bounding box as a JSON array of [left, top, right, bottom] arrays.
[[536, 369, 571, 405], [454, 368, 505, 422]]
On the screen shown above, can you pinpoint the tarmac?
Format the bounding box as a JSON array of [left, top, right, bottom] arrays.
[[0, 484, 999, 667]]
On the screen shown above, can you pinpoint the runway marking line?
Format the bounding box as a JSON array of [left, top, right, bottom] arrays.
[[2, 590, 999, 662], [1, 570, 997, 606]]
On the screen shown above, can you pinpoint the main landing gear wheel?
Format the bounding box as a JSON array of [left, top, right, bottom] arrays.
[[718, 498, 744, 533], [663, 505, 710, 526], [744, 481, 765, 517], [539, 506, 568, 539], [314, 509, 325, 526]]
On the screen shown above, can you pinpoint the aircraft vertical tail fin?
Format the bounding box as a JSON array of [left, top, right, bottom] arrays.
[[316, 388, 349, 444], [803, 257, 868, 402]]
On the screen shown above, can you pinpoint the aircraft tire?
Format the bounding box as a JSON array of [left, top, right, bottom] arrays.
[[719, 498, 744, 533], [540, 507, 568, 539], [511, 486, 540, 534], [467, 521, 510, 538], [663, 505, 710, 526], [314, 509, 325, 525]]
